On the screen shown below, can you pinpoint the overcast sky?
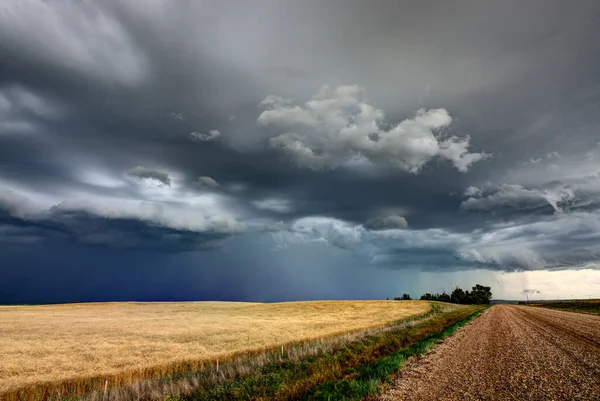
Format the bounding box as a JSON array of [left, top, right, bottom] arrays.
[[2, 0, 600, 303]]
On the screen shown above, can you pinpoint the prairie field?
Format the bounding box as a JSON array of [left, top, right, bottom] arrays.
[[0, 300, 429, 398]]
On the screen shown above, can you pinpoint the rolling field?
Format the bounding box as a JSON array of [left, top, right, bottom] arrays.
[[0, 300, 429, 398]]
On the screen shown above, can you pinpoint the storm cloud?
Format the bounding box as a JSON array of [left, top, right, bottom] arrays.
[[2, 0, 600, 302]]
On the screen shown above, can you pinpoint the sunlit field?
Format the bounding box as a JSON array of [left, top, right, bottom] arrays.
[[0, 300, 429, 398]]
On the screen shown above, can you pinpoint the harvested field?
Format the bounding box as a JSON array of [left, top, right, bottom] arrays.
[[379, 305, 600, 401], [529, 299, 600, 315], [0, 300, 429, 398]]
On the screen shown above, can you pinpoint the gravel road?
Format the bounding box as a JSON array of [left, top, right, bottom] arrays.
[[379, 305, 600, 401]]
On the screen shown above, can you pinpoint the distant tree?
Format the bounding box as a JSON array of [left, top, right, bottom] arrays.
[[521, 289, 540, 304], [451, 287, 466, 304], [420, 293, 443, 301], [402, 293, 412, 300], [468, 284, 492, 304], [419, 284, 492, 304]]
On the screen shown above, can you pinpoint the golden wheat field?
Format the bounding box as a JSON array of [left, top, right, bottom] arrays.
[[0, 300, 429, 397]]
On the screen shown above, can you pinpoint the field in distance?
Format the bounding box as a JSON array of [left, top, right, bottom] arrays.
[[528, 299, 600, 315], [0, 300, 429, 397]]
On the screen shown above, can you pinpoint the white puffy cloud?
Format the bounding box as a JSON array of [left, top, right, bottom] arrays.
[[190, 130, 221, 142], [126, 166, 171, 186], [257, 85, 489, 172]]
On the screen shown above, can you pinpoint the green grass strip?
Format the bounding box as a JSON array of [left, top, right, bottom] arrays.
[[304, 307, 487, 401]]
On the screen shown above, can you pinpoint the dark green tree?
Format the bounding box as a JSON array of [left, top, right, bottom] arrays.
[[467, 284, 492, 304], [450, 287, 466, 304], [438, 292, 451, 303], [419, 284, 492, 304]]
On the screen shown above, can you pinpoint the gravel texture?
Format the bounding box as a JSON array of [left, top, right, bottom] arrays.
[[379, 305, 600, 401]]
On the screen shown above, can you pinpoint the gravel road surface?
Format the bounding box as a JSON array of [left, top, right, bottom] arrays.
[[380, 305, 600, 401]]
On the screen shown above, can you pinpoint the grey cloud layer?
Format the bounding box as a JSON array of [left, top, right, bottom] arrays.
[[1, 0, 600, 272], [0, 186, 245, 251], [197, 176, 220, 190], [127, 166, 171, 187]]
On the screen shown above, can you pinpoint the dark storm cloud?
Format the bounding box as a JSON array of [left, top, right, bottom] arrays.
[[0, 0, 599, 277], [0, 190, 240, 252], [196, 176, 220, 190]]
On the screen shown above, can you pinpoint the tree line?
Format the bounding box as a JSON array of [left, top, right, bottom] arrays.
[[393, 284, 492, 305]]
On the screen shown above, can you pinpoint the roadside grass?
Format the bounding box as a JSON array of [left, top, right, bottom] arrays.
[[307, 306, 486, 401], [528, 300, 600, 315], [94, 304, 483, 401]]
